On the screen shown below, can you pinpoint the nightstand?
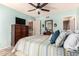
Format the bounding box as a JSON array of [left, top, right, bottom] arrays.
[[43, 31, 51, 35]]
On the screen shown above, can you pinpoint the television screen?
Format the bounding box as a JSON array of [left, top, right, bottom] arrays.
[[16, 17, 26, 25]]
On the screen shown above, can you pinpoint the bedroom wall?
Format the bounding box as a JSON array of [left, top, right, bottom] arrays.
[[76, 8, 79, 30], [38, 8, 77, 34], [49, 9, 77, 32], [0, 4, 35, 49]]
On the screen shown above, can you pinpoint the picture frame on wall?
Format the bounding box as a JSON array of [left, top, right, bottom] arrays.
[[45, 20, 53, 32]]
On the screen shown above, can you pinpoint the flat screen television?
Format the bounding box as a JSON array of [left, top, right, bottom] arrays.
[[16, 17, 26, 25]]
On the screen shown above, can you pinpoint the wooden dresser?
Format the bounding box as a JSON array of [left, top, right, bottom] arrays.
[[11, 24, 29, 46]]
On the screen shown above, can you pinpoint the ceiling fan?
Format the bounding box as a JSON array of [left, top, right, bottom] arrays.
[[28, 3, 50, 14]]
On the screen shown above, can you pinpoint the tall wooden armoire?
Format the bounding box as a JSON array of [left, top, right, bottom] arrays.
[[11, 24, 29, 46]]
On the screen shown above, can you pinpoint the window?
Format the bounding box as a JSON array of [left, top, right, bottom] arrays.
[[63, 20, 70, 31]]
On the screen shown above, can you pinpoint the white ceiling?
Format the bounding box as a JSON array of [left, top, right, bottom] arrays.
[[1, 3, 79, 17]]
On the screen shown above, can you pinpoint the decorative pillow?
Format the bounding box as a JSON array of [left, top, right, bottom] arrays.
[[64, 33, 79, 50], [48, 34, 53, 40], [66, 30, 73, 35], [50, 30, 60, 44], [75, 30, 79, 34], [55, 31, 67, 47]]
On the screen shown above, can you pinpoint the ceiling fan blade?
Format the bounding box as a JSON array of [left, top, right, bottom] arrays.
[[40, 3, 48, 8], [28, 9, 36, 12], [41, 9, 50, 12], [29, 3, 37, 8]]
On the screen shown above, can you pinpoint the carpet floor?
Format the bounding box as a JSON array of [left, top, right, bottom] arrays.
[[0, 48, 15, 56]]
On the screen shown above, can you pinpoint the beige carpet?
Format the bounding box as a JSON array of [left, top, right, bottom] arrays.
[[0, 48, 15, 56]]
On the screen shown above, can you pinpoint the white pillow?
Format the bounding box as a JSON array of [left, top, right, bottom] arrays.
[[55, 31, 67, 47], [48, 34, 52, 40], [75, 30, 79, 34], [64, 33, 79, 50]]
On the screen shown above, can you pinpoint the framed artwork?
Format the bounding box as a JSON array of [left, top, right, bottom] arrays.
[[45, 20, 53, 32]]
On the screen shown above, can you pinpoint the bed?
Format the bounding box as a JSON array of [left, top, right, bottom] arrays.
[[11, 35, 64, 56]]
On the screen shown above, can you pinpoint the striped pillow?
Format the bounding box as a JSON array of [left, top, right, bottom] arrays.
[[55, 31, 67, 47]]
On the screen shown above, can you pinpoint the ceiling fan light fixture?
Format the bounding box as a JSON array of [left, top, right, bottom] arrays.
[[36, 9, 40, 12], [36, 9, 41, 14]]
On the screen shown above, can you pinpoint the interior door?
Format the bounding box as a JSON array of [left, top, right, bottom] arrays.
[[33, 20, 41, 35]]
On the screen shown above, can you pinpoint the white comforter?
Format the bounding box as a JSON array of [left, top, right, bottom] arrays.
[[12, 35, 64, 56]]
